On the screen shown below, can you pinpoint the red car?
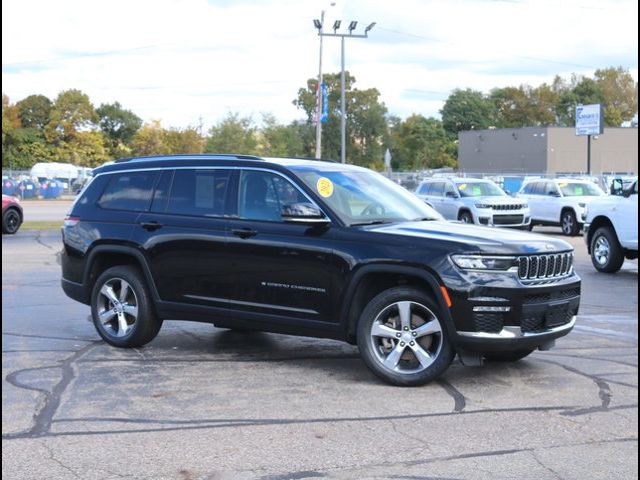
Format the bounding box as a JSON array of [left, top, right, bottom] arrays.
[[2, 194, 23, 234]]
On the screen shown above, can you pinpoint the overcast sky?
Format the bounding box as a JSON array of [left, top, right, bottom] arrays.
[[2, 0, 638, 129]]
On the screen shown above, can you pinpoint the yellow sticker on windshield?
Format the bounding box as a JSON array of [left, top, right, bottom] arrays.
[[317, 177, 334, 197], [558, 183, 568, 187], [458, 184, 467, 190]]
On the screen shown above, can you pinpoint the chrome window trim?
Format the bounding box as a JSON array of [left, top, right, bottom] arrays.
[[91, 165, 331, 221]]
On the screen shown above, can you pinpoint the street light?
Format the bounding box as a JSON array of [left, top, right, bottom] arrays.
[[313, 19, 375, 163], [313, 13, 325, 159]]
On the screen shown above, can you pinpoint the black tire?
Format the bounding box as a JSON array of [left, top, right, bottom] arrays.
[[484, 349, 534, 362], [2, 208, 22, 234], [560, 210, 580, 236], [357, 287, 455, 386], [458, 211, 474, 224], [590, 227, 625, 273], [91, 266, 162, 347], [526, 223, 534, 231]]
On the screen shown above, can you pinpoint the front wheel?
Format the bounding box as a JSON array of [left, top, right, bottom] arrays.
[[561, 210, 580, 236], [357, 287, 455, 386], [590, 227, 625, 273], [91, 266, 162, 347], [458, 211, 474, 224]]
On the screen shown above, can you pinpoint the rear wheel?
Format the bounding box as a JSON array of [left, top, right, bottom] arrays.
[[484, 349, 534, 362], [357, 287, 454, 386], [91, 266, 162, 347], [2, 208, 21, 234], [560, 210, 580, 236], [590, 227, 625, 273]]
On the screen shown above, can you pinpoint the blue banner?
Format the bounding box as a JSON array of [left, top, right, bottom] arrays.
[[321, 82, 328, 123]]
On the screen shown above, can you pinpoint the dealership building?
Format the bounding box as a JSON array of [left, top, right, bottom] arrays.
[[458, 127, 638, 175]]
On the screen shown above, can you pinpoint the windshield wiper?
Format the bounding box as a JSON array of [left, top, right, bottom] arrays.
[[411, 217, 438, 222], [350, 220, 393, 227]]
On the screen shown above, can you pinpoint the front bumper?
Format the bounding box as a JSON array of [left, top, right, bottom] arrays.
[[444, 269, 581, 353], [475, 209, 531, 227]]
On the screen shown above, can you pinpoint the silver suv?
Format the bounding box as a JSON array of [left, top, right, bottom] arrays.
[[415, 178, 531, 228]]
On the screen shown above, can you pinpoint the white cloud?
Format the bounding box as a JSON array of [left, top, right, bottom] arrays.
[[2, 0, 637, 129]]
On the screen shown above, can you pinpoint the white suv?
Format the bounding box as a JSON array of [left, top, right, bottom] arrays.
[[415, 178, 530, 228], [518, 178, 606, 235], [584, 179, 638, 272]]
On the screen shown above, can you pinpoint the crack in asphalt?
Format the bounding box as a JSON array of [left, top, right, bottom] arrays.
[[5, 343, 99, 438], [34, 231, 55, 250], [8, 403, 634, 440], [437, 379, 466, 413], [40, 440, 82, 479], [2, 331, 95, 342]]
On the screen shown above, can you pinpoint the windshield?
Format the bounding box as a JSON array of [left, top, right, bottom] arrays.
[[455, 181, 506, 197], [289, 165, 443, 225], [558, 182, 604, 197]]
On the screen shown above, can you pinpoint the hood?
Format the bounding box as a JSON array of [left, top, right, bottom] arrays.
[[362, 220, 572, 255]]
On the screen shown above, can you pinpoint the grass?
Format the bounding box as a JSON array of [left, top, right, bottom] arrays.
[[21, 220, 63, 230]]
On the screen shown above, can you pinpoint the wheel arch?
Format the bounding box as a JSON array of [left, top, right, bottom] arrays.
[[586, 216, 615, 253], [341, 265, 453, 344], [3, 205, 23, 222], [83, 245, 160, 304]]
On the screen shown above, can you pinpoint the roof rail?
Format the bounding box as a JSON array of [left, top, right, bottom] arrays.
[[114, 154, 264, 163], [275, 156, 339, 163]]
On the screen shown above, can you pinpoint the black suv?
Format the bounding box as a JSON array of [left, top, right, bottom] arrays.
[[61, 155, 581, 386]]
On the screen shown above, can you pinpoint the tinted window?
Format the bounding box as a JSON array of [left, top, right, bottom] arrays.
[[544, 182, 559, 196], [150, 170, 174, 213], [99, 171, 158, 212], [430, 182, 445, 196], [417, 183, 431, 195], [238, 171, 307, 222], [167, 169, 231, 217], [521, 183, 534, 194]]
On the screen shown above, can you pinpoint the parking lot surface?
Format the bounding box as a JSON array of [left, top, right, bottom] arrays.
[[2, 227, 638, 480]]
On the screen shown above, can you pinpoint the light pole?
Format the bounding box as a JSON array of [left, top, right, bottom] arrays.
[[313, 19, 375, 163], [313, 13, 324, 159]]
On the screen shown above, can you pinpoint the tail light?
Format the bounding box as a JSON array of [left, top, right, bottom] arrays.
[[64, 215, 80, 227]]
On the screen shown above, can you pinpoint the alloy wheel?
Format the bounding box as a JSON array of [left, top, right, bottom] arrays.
[[593, 235, 610, 266], [96, 278, 139, 338]]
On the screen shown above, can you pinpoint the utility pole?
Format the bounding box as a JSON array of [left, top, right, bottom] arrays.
[[313, 19, 375, 163], [314, 12, 325, 159]]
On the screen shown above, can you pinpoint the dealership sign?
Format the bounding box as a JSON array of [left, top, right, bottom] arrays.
[[575, 104, 604, 136]]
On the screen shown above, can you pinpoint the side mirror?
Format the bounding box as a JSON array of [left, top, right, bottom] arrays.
[[611, 179, 624, 196], [549, 191, 560, 197], [282, 202, 330, 225], [445, 191, 459, 198]]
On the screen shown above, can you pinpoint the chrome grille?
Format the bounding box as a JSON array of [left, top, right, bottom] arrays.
[[489, 204, 525, 211], [517, 252, 573, 282]]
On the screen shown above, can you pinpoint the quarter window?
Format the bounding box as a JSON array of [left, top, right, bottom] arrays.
[[98, 171, 158, 212]]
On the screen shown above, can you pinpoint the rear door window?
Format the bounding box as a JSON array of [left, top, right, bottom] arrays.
[[430, 182, 444, 197], [418, 183, 431, 195], [167, 169, 231, 217], [98, 171, 158, 212]]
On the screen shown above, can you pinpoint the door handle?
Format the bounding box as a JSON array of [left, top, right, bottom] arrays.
[[232, 228, 258, 239], [140, 221, 163, 231]]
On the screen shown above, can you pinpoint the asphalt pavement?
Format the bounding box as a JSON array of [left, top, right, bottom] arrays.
[[2, 227, 638, 480]]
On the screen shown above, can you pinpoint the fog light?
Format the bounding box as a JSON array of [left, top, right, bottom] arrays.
[[472, 306, 511, 312]]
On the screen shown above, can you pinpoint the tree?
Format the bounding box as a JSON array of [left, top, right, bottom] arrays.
[[554, 75, 604, 126], [259, 114, 305, 157], [165, 126, 205, 154], [16, 94, 52, 130], [205, 113, 259, 154], [491, 84, 557, 127], [441, 89, 495, 134], [131, 120, 170, 156], [390, 115, 456, 170], [594, 67, 638, 126], [294, 72, 388, 166], [96, 102, 143, 152], [46, 89, 98, 143]]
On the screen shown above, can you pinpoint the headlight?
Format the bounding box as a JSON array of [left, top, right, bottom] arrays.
[[474, 203, 490, 209], [451, 255, 517, 270]]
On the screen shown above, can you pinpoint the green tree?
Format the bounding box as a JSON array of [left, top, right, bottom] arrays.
[[46, 89, 98, 142], [96, 102, 143, 154], [165, 126, 205, 154], [555, 75, 604, 126], [491, 84, 557, 127], [205, 113, 259, 154], [53, 131, 109, 167], [390, 115, 457, 170], [594, 67, 638, 126], [259, 114, 305, 157], [16, 94, 52, 130], [294, 72, 388, 166], [441, 89, 495, 134]]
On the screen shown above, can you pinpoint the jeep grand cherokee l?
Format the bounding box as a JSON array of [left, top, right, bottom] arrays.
[[61, 155, 581, 386]]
